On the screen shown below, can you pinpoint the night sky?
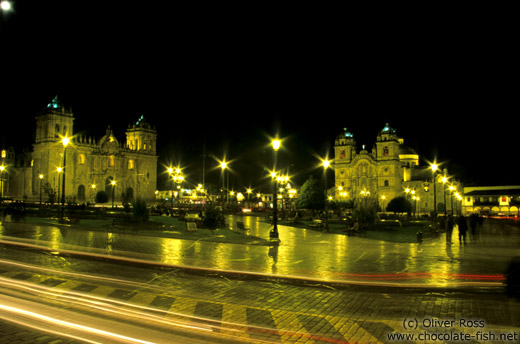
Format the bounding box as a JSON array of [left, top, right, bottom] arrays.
[[1, 2, 517, 192]]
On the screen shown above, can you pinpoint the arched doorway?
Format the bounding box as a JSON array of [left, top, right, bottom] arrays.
[[77, 185, 85, 202]]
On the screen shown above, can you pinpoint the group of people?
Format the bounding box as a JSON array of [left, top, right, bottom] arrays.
[[445, 214, 482, 245]]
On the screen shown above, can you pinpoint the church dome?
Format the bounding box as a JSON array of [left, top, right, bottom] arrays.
[[399, 144, 417, 155], [337, 127, 354, 139], [380, 123, 396, 134]]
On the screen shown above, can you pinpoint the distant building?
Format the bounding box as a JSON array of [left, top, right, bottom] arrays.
[[2, 97, 158, 203], [333, 124, 463, 215], [463, 186, 520, 216]]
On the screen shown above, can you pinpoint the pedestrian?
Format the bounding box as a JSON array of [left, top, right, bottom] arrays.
[[446, 214, 454, 244], [347, 220, 359, 236], [457, 215, 468, 245], [469, 214, 479, 243]]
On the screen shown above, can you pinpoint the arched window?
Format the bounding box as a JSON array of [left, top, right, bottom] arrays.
[[109, 155, 115, 167], [384, 180, 389, 187], [78, 154, 86, 165], [128, 159, 134, 169]]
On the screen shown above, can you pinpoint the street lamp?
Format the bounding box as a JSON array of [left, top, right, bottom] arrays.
[[431, 163, 439, 217], [0, 165, 5, 199], [322, 158, 331, 232], [56, 167, 62, 207], [111, 180, 116, 209], [61, 137, 70, 218], [91, 184, 97, 203], [246, 188, 252, 208], [39, 174, 44, 206], [220, 161, 228, 207], [270, 138, 281, 240], [441, 175, 448, 217]]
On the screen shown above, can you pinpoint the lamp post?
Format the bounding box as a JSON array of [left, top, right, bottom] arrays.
[[246, 188, 252, 209], [61, 137, 70, 218], [39, 174, 44, 206], [442, 175, 448, 217], [0, 165, 5, 199], [270, 138, 281, 240], [220, 161, 227, 208], [431, 163, 438, 218], [449, 185, 455, 215], [56, 167, 62, 208], [172, 169, 184, 208], [91, 184, 97, 203], [322, 158, 331, 232], [111, 180, 116, 209]]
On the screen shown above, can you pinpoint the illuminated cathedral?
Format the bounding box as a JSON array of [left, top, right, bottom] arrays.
[[334, 124, 462, 214], [3, 97, 157, 203]]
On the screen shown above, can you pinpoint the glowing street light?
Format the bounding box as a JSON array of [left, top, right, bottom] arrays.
[[220, 160, 229, 207], [322, 157, 332, 232], [272, 139, 281, 151], [111, 180, 116, 208], [270, 138, 282, 240], [39, 174, 44, 206], [0, 165, 5, 198], [60, 136, 70, 218], [431, 162, 439, 217]]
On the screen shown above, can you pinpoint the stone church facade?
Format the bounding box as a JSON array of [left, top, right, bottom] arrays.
[[5, 97, 158, 203], [334, 124, 462, 214]]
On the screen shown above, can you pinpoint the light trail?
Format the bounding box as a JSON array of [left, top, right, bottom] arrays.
[[1, 276, 343, 343], [0, 303, 155, 343]]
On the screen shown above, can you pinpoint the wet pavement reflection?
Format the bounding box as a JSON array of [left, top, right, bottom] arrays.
[[1, 216, 519, 287]]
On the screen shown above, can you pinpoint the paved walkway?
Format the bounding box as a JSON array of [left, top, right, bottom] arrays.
[[1, 216, 519, 288]]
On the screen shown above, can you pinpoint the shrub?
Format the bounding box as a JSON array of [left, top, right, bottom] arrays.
[[133, 197, 149, 221], [95, 190, 109, 204], [203, 204, 224, 230]]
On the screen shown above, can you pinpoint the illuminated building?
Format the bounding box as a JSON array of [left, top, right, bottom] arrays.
[[333, 124, 462, 215], [463, 186, 520, 216], [5, 97, 157, 203]]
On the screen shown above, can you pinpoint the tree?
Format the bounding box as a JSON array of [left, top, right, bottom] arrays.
[[386, 196, 412, 215], [352, 195, 379, 226], [95, 190, 109, 204], [295, 175, 325, 210]]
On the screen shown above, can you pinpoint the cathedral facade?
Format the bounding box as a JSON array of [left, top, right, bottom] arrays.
[[5, 97, 158, 203], [334, 124, 461, 214]]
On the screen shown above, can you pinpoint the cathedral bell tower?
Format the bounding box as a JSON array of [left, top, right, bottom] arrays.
[[125, 115, 157, 154], [35, 96, 74, 143], [375, 123, 399, 160], [334, 128, 356, 163], [334, 128, 356, 195]]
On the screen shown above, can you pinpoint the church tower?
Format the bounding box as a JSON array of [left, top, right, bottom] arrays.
[[334, 128, 356, 163], [375, 123, 399, 160], [126, 115, 157, 154], [35, 96, 74, 143], [32, 96, 75, 199], [334, 128, 356, 194]]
